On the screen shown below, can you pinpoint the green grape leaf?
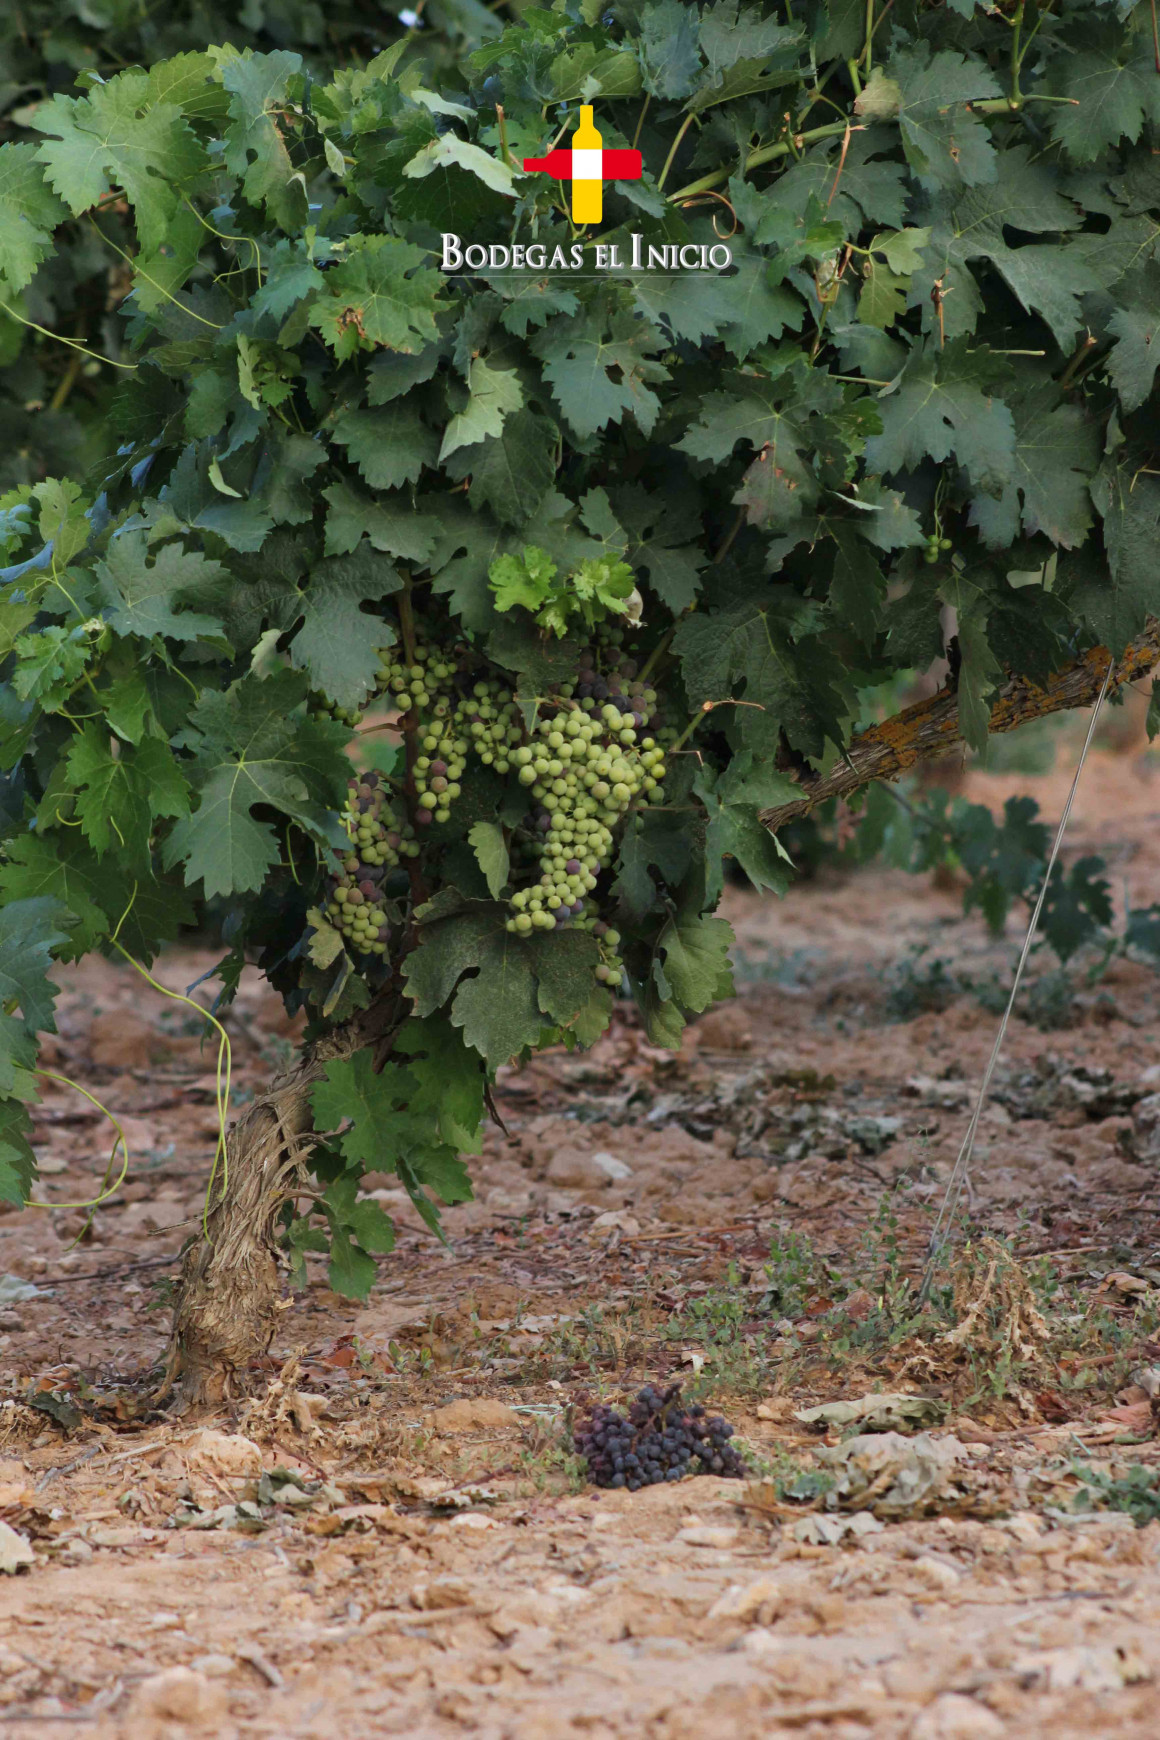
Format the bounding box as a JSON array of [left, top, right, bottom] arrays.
[[640, 0, 702, 100], [865, 340, 1016, 493], [404, 899, 599, 1064], [288, 549, 402, 707], [0, 144, 69, 294], [218, 48, 306, 229], [1079, 461, 1160, 652], [655, 910, 735, 1013], [0, 1095, 38, 1208], [12, 624, 92, 708], [439, 357, 524, 462], [530, 298, 669, 439], [875, 44, 1002, 190], [63, 729, 189, 863], [0, 834, 192, 961], [452, 408, 557, 527], [393, 1017, 486, 1155], [0, 897, 70, 1094], [310, 235, 446, 359], [467, 820, 510, 898], [95, 534, 228, 643], [331, 404, 439, 490], [1049, 41, 1160, 164], [968, 384, 1097, 551], [322, 480, 441, 564], [163, 671, 349, 896], [34, 73, 206, 249], [1107, 288, 1160, 413], [251, 238, 326, 326]]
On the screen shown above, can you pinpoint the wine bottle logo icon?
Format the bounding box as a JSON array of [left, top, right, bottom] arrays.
[[522, 105, 643, 225]]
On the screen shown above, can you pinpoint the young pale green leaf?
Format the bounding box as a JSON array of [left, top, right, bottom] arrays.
[[468, 820, 510, 898], [403, 133, 517, 198], [438, 357, 524, 462], [35, 73, 206, 249]]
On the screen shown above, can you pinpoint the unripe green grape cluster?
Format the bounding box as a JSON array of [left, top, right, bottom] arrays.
[[324, 771, 417, 956], [504, 636, 668, 990], [374, 643, 524, 827], [323, 622, 672, 991]]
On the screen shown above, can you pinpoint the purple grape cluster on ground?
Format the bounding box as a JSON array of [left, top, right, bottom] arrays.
[[572, 1384, 748, 1489]]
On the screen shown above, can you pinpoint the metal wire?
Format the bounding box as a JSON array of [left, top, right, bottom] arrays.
[[918, 656, 1115, 1299]]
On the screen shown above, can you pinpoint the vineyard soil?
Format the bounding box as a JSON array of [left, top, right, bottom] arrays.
[[3, 744, 1160, 1738]]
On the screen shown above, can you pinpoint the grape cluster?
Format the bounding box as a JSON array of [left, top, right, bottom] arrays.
[[323, 771, 417, 956], [505, 637, 667, 964], [573, 1384, 747, 1490], [322, 620, 673, 984], [375, 645, 524, 827]]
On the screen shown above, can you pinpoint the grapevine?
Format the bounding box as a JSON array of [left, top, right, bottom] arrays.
[[0, 1, 1156, 1399]]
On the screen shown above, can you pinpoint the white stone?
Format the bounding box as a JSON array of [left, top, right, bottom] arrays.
[[911, 1694, 1004, 1739], [707, 1578, 780, 1622]]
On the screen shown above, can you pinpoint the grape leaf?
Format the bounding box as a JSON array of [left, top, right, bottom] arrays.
[[163, 671, 349, 896], [310, 235, 446, 359], [530, 298, 669, 439], [0, 144, 69, 294], [450, 408, 557, 527], [640, 0, 702, 100], [652, 909, 735, 1027], [288, 548, 402, 707], [1107, 285, 1160, 412], [865, 340, 1016, 492], [438, 357, 523, 462], [96, 534, 228, 642], [63, 729, 189, 863], [331, 404, 439, 489], [468, 820, 510, 898], [35, 74, 205, 249], [1049, 41, 1160, 164], [218, 48, 306, 229], [879, 44, 1001, 190], [323, 480, 441, 564], [0, 897, 70, 1094], [1081, 460, 1160, 651], [968, 384, 1097, 551], [404, 898, 599, 1063]]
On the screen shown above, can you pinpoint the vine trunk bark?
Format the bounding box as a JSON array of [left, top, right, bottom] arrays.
[[165, 1024, 360, 1408], [760, 625, 1160, 834]]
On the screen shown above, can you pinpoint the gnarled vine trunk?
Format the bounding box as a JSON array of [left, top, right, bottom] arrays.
[[165, 1025, 357, 1407]]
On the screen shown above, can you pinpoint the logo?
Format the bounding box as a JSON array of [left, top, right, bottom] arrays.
[[521, 103, 642, 225], [438, 106, 733, 277]]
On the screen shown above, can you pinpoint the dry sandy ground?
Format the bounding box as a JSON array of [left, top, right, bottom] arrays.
[[2, 738, 1160, 1738]]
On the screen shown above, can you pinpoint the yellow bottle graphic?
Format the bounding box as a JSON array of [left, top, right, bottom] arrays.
[[570, 105, 603, 225]]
